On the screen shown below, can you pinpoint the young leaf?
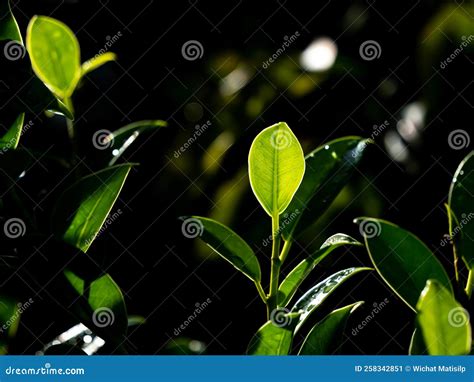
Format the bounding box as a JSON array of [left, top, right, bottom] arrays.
[[278, 233, 362, 306], [448, 151, 474, 270], [416, 279, 471, 355], [0, 0, 22, 43], [282, 137, 370, 240], [27, 16, 81, 99], [248, 122, 305, 217], [106, 120, 167, 166], [291, 267, 371, 332], [186, 216, 261, 282], [81, 52, 117, 77], [247, 312, 299, 355], [52, 164, 133, 252], [65, 270, 128, 338], [298, 301, 364, 355], [355, 217, 453, 311], [0, 113, 24, 150]]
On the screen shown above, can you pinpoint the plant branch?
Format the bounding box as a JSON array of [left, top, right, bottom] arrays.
[[465, 270, 473, 299], [254, 281, 267, 304], [267, 212, 281, 315]]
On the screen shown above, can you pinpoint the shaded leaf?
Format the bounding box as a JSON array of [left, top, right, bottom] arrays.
[[282, 137, 370, 240], [106, 120, 167, 166], [298, 301, 364, 355], [248, 122, 305, 217], [448, 151, 474, 270], [278, 233, 362, 306], [291, 267, 371, 332], [187, 216, 261, 282], [355, 217, 453, 311], [0, 0, 22, 43], [416, 279, 471, 355], [65, 270, 128, 339], [409, 328, 428, 355], [0, 113, 24, 150], [27, 16, 81, 99], [52, 164, 133, 252]]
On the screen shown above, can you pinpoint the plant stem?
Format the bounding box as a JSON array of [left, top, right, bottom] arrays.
[[267, 213, 281, 316], [279, 238, 293, 264], [66, 117, 75, 140], [465, 270, 473, 299], [254, 281, 267, 304]]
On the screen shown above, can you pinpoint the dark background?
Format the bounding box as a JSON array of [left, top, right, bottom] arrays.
[[1, 0, 473, 354]]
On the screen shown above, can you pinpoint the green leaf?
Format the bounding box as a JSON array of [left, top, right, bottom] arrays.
[[65, 270, 127, 338], [106, 120, 167, 166], [409, 328, 428, 355], [291, 267, 371, 332], [186, 216, 261, 282], [278, 233, 362, 306], [282, 137, 370, 240], [0, 113, 24, 150], [81, 52, 117, 77], [355, 217, 453, 311], [0, 0, 22, 43], [298, 301, 364, 355], [416, 279, 471, 355], [247, 314, 298, 355], [248, 122, 305, 217], [52, 164, 133, 252], [448, 151, 474, 270], [27, 16, 81, 99]]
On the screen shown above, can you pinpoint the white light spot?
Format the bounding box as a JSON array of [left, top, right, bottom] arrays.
[[300, 37, 338, 72]]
